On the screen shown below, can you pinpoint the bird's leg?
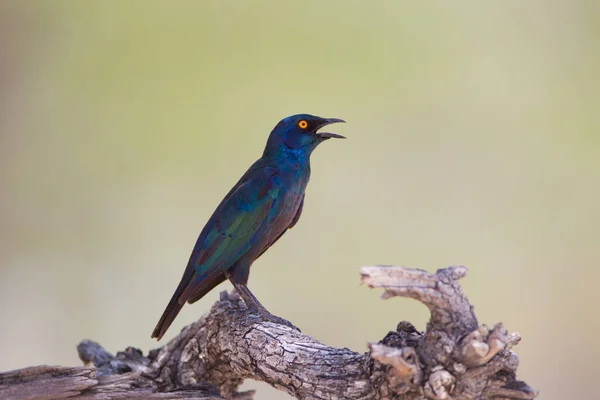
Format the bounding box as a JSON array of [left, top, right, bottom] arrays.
[[230, 281, 266, 312], [229, 280, 300, 331]]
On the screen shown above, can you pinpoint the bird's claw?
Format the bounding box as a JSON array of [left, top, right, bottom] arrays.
[[248, 308, 301, 332]]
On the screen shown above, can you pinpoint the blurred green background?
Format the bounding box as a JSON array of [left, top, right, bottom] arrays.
[[1, 1, 598, 399]]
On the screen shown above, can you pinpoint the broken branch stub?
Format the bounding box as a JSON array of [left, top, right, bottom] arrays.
[[362, 265, 536, 399], [361, 265, 478, 337]]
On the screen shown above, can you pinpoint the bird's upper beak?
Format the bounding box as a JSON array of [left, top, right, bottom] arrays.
[[316, 118, 346, 139]]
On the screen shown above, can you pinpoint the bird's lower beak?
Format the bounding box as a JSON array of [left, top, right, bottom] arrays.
[[318, 132, 346, 139], [317, 118, 346, 139]]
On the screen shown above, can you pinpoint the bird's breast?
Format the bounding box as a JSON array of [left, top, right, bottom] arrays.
[[264, 174, 307, 236]]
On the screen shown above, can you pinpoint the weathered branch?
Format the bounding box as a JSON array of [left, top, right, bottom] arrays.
[[0, 266, 537, 400]]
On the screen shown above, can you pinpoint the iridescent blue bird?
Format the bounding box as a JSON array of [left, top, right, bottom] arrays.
[[152, 114, 345, 340]]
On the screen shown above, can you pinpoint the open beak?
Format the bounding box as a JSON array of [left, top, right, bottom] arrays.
[[316, 118, 346, 139]]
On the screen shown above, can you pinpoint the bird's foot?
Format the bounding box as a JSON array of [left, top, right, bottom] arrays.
[[247, 307, 301, 332]]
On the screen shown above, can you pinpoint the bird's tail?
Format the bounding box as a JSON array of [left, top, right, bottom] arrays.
[[151, 289, 185, 341], [152, 270, 227, 340]]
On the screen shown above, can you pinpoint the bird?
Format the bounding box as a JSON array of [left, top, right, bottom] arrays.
[[151, 114, 345, 340]]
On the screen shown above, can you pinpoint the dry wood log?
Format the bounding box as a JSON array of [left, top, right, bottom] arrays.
[[0, 266, 537, 400]]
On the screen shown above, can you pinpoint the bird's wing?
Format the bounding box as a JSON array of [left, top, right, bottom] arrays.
[[177, 164, 280, 294]]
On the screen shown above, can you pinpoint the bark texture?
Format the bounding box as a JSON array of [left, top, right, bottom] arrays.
[[0, 266, 537, 400]]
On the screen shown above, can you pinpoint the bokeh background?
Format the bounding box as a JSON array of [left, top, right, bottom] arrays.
[[1, 1, 598, 399]]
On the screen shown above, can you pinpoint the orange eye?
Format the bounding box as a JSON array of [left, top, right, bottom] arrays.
[[298, 120, 308, 129]]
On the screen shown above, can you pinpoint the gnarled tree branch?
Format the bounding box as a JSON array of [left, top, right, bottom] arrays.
[[0, 266, 537, 400]]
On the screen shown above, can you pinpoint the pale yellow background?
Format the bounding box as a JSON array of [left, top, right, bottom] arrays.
[[1, 1, 598, 399]]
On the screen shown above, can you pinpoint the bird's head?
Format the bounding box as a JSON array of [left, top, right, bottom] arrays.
[[264, 114, 345, 156]]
